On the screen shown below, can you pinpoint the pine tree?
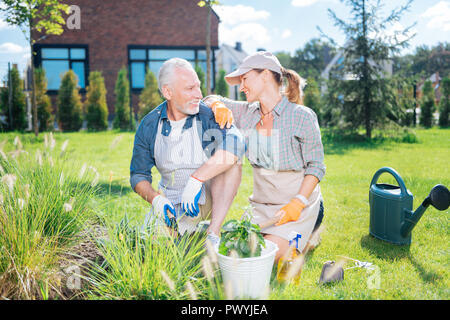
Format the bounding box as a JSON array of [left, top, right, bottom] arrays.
[[85, 71, 108, 131], [34, 67, 53, 132], [138, 69, 162, 120], [419, 80, 435, 128], [215, 69, 229, 97], [322, 0, 415, 138], [0, 66, 27, 131], [58, 70, 83, 132], [438, 77, 450, 127], [113, 67, 134, 130]]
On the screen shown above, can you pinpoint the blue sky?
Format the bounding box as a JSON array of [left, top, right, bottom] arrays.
[[0, 0, 449, 81]]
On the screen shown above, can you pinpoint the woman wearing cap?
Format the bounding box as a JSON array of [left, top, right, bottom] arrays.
[[204, 51, 325, 260]]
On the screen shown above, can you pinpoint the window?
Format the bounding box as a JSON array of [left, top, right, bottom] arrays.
[[37, 45, 88, 91], [128, 46, 216, 90]]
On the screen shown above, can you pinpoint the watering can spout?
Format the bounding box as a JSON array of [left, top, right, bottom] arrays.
[[401, 184, 450, 237]]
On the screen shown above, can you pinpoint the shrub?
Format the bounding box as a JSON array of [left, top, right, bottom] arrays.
[[0, 67, 27, 131], [58, 70, 83, 132], [303, 78, 322, 124], [85, 71, 109, 131], [419, 80, 435, 128], [438, 77, 449, 127], [138, 69, 162, 120], [113, 67, 134, 130], [34, 68, 53, 132], [215, 69, 229, 97], [195, 65, 207, 97]]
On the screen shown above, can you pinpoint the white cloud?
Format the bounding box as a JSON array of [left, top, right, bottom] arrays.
[[219, 23, 271, 47], [0, 42, 26, 54], [281, 29, 292, 39], [421, 1, 450, 32], [213, 4, 270, 26], [0, 18, 12, 30], [213, 4, 271, 51], [291, 0, 320, 7]]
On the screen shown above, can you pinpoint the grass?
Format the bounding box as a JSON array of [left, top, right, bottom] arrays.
[[0, 134, 98, 299], [0, 127, 448, 300]]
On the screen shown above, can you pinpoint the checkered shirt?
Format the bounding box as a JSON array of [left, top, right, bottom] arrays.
[[219, 95, 326, 181]]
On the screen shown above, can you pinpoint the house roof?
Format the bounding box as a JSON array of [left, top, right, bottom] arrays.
[[219, 43, 248, 64]]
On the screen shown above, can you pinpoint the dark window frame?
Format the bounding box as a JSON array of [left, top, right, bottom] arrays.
[[127, 45, 218, 93], [33, 43, 89, 95]]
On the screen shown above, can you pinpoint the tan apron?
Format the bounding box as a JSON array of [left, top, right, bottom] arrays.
[[249, 166, 321, 252]]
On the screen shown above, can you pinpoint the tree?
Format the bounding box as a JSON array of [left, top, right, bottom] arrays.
[[195, 65, 207, 97], [138, 69, 162, 120], [419, 80, 435, 128], [1, 0, 70, 137], [34, 67, 53, 131], [58, 70, 83, 132], [113, 67, 134, 130], [85, 71, 108, 131], [215, 69, 229, 97], [197, 0, 220, 95], [321, 0, 415, 138], [290, 38, 336, 80], [0, 66, 27, 131], [438, 77, 450, 127], [274, 51, 292, 70]]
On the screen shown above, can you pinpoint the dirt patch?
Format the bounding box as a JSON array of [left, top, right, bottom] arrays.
[[57, 225, 107, 299]]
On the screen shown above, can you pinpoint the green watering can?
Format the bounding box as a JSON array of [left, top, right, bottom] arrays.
[[369, 167, 450, 245]]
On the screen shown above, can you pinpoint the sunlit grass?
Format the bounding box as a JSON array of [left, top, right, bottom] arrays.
[[0, 127, 448, 299], [0, 134, 97, 299]]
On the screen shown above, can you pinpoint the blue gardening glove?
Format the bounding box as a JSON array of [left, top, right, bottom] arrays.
[[152, 194, 177, 227], [181, 176, 203, 217]]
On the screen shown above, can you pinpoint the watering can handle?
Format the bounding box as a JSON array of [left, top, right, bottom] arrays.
[[370, 167, 408, 196]]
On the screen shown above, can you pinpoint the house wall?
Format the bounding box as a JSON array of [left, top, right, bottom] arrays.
[[32, 0, 219, 117]]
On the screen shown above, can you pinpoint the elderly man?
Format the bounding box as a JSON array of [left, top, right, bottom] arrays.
[[130, 58, 245, 244]]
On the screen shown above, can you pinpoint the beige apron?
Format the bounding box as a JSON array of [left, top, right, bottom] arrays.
[[249, 166, 321, 252]]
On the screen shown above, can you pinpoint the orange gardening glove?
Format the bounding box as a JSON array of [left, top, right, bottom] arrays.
[[275, 198, 306, 226], [211, 101, 234, 129]]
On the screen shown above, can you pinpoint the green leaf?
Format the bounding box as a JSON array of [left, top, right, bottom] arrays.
[[197, 1, 206, 7]]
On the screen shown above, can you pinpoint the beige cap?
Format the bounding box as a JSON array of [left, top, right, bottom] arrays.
[[225, 51, 283, 86]]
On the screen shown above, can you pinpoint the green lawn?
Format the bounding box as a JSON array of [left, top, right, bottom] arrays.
[[1, 128, 448, 299]]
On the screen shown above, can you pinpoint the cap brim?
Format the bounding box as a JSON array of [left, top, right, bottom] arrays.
[[225, 67, 252, 86]]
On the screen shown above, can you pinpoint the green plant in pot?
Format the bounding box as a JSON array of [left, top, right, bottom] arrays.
[[218, 219, 266, 258]]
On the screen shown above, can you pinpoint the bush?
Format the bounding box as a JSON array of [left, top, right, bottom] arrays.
[[215, 69, 229, 97], [58, 70, 83, 132], [34, 68, 53, 132], [138, 69, 162, 120], [113, 67, 134, 130], [438, 77, 449, 127], [195, 65, 207, 97], [419, 80, 435, 128], [303, 77, 322, 124], [0, 67, 27, 131], [85, 71, 109, 131]]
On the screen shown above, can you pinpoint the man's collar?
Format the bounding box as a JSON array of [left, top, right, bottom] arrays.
[[160, 101, 169, 120]]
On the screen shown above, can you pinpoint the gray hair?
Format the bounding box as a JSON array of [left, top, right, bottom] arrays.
[[158, 58, 195, 92]]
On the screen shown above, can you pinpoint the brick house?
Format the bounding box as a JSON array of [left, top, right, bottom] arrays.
[[31, 0, 219, 119]]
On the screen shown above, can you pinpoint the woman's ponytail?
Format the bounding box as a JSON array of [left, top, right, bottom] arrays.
[[282, 68, 306, 105]]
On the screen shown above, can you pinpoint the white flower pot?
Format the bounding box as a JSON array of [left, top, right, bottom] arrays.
[[216, 239, 279, 299]]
